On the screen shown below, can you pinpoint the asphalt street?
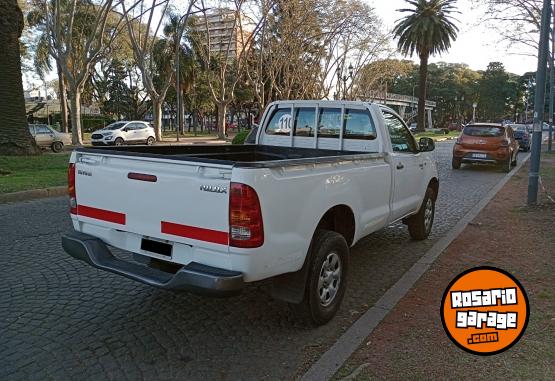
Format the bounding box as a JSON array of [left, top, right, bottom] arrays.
[[0, 141, 516, 380]]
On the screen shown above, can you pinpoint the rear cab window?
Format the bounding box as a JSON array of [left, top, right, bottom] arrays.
[[463, 126, 505, 137], [261, 102, 380, 151], [266, 108, 293, 136]]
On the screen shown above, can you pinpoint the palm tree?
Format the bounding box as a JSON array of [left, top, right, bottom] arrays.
[[393, 0, 459, 132], [0, 0, 40, 155]]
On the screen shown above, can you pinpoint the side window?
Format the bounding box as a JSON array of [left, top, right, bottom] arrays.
[[294, 107, 316, 137], [318, 108, 342, 138], [265, 108, 293, 136], [36, 126, 51, 134], [383, 112, 417, 153], [137, 123, 148, 130], [344, 109, 377, 140], [28, 125, 36, 135]]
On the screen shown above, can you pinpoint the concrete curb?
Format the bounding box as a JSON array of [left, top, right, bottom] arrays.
[[0, 186, 67, 205], [301, 153, 531, 381]]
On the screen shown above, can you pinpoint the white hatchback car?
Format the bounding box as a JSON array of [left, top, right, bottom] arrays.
[[91, 121, 156, 146]]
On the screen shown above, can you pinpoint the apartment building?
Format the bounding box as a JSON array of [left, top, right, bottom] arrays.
[[192, 8, 253, 59]]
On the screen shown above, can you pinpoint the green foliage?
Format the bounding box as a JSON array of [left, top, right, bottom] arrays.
[[393, 0, 459, 58], [232, 130, 249, 145], [478, 62, 518, 121]]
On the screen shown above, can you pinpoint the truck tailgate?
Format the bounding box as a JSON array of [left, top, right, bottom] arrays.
[[72, 152, 232, 250]]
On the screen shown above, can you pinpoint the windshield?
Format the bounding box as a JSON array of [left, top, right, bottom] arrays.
[[104, 122, 127, 131], [463, 126, 504, 137]]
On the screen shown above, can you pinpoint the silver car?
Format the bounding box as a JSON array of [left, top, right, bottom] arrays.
[[28, 124, 72, 153]]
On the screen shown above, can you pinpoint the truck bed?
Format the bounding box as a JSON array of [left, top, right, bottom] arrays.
[[76, 144, 379, 168]]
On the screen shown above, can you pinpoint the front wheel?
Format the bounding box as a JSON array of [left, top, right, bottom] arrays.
[[51, 141, 63, 153], [114, 137, 124, 146], [407, 187, 435, 241], [291, 230, 349, 326]]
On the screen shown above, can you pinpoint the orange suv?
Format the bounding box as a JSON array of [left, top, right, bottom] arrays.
[[452, 123, 519, 172]]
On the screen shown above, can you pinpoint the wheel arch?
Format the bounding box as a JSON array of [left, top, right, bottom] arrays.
[[271, 204, 355, 304]]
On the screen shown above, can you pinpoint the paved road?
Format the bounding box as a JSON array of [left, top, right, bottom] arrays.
[[0, 142, 517, 380]]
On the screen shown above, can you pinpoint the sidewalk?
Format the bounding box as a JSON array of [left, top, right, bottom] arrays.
[[335, 154, 555, 380]]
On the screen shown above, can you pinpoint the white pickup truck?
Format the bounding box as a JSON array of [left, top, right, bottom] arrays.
[[62, 100, 438, 325]]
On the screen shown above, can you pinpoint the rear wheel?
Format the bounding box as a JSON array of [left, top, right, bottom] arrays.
[[452, 157, 461, 169], [114, 137, 124, 146], [51, 141, 63, 153], [407, 187, 435, 240], [146, 136, 155, 145], [291, 230, 349, 326]]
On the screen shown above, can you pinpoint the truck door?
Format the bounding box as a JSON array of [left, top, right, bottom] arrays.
[[382, 110, 425, 220]]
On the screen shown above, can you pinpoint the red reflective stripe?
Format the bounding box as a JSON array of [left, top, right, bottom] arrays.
[[77, 205, 126, 225], [161, 221, 229, 245]]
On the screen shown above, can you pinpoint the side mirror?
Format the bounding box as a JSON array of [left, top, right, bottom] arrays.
[[419, 137, 435, 152], [123, 127, 129, 132]]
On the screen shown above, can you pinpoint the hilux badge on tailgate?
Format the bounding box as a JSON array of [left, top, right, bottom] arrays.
[[200, 185, 227, 194]]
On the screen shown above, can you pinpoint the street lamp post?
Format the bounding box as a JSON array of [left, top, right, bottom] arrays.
[[472, 102, 477, 123], [528, 0, 551, 205], [336, 63, 354, 100]]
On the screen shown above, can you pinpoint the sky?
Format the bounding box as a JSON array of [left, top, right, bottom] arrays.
[[369, 0, 539, 75]]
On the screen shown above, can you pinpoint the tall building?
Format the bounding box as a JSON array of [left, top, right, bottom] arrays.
[[192, 8, 253, 59]]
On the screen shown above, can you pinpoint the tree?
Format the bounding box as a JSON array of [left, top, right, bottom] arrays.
[[393, 0, 459, 132], [26, 0, 69, 133], [193, 1, 267, 139], [44, 0, 131, 145], [478, 62, 518, 122], [477, 0, 541, 55], [0, 0, 40, 155], [122, 0, 196, 141]]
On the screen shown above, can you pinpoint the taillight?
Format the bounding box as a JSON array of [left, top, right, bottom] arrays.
[[229, 182, 263, 248], [455, 137, 462, 145], [68, 163, 77, 214], [500, 139, 510, 147]]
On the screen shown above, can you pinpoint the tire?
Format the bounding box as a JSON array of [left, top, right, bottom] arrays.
[[114, 137, 124, 146], [511, 153, 517, 167], [146, 136, 155, 145], [51, 141, 63, 153], [407, 187, 435, 241], [291, 230, 349, 326], [452, 157, 461, 170]]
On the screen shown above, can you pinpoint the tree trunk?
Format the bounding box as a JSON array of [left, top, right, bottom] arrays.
[[177, 89, 185, 134], [69, 91, 83, 145], [0, 0, 40, 155], [152, 99, 163, 141], [416, 54, 429, 133], [57, 63, 69, 133], [217, 103, 227, 139]]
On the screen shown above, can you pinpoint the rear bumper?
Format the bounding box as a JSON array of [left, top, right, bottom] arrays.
[[62, 232, 244, 296], [453, 147, 510, 164]]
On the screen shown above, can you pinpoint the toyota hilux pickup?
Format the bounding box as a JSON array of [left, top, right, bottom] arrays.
[[62, 100, 439, 325]]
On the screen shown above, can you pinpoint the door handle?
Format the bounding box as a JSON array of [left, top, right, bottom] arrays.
[[419, 163, 425, 169], [396, 163, 404, 170]]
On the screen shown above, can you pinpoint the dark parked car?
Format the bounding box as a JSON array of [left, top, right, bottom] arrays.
[[508, 124, 531, 151]]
